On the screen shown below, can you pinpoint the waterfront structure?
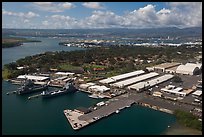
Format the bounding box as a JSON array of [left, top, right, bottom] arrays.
[[49, 76, 72, 87], [110, 72, 159, 88], [128, 74, 174, 92], [88, 85, 110, 93], [96, 101, 105, 106], [16, 75, 50, 85], [55, 72, 75, 76], [176, 63, 201, 75], [165, 66, 179, 74], [17, 79, 48, 95], [192, 90, 202, 98], [74, 107, 91, 114], [79, 83, 95, 90], [148, 62, 181, 73], [161, 85, 186, 97], [42, 82, 76, 98], [99, 70, 145, 84], [182, 89, 195, 95], [152, 91, 163, 97], [185, 63, 202, 70]]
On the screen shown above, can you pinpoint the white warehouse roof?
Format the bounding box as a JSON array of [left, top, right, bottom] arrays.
[[99, 70, 145, 84], [192, 90, 202, 96], [86, 83, 96, 86], [55, 72, 75, 75], [111, 72, 159, 88], [79, 84, 91, 89], [128, 74, 174, 91], [176, 64, 199, 75], [161, 87, 186, 96], [88, 85, 110, 92], [185, 63, 202, 69], [154, 62, 181, 70], [17, 75, 49, 81]]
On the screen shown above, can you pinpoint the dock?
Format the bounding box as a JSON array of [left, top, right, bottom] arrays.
[[28, 93, 43, 100], [64, 96, 137, 130]]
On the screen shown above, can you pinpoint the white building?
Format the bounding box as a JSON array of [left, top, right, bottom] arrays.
[[192, 90, 202, 98], [111, 72, 159, 88], [128, 74, 174, 92], [17, 75, 50, 85], [79, 82, 96, 90], [176, 63, 201, 75], [99, 70, 145, 84], [153, 62, 181, 73], [88, 85, 110, 93], [161, 86, 186, 97], [55, 72, 75, 76]]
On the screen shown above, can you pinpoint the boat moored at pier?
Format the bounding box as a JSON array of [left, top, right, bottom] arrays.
[[17, 79, 48, 95], [42, 82, 77, 98]]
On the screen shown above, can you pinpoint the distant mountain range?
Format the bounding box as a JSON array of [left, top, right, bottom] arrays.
[[2, 27, 202, 38]]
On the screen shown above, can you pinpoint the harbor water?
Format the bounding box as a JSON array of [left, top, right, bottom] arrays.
[[2, 37, 176, 135]]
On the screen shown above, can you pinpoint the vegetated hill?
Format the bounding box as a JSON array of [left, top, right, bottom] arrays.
[[2, 27, 202, 38]]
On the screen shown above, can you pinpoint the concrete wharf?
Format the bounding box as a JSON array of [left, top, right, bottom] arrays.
[[63, 94, 142, 130], [64, 92, 198, 130]]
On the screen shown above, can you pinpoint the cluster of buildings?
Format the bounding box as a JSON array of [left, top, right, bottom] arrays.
[[79, 82, 110, 94], [11, 71, 76, 87], [78, 61, 202, 107], [61, 38, 202, 47], [146, 62, 202, 75]]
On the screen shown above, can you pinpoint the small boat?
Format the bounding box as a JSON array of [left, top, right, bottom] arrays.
[[168, 125, 170, 128]]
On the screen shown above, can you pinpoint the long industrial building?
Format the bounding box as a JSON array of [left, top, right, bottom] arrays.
[[146, 62, 181, 73], [110, 72, 159, 88], [128, 74, 174, 92], [99, 70, 145, 84]]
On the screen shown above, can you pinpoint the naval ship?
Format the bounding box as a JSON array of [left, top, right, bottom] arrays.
[[17, 79, 48, 95], [41, 82, 77, 98]]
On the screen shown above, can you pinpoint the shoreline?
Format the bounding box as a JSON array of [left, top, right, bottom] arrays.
[[162, 121, 202, 135]]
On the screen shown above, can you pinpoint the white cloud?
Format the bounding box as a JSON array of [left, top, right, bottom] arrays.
[[23, 19, 30, 23], [33, 2, 52, 7], [3, 2, 202, 29], [41, 15, 78, 29], [82, 11, 123, 28], [60, 2, 75, 9], [157, 8, 171, 14], [2, 9, 39, 18], [167, 2, 202, 27], [169, 2, 196, 7], [32, 2, 75, 12], [42, 20, 49, 26], [82, 2, 104, 9]]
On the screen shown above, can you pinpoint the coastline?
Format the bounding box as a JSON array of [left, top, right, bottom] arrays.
[[162, 121, 202, 135]]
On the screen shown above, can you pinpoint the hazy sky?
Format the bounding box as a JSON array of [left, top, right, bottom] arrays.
[[2, 2, 202, 29]]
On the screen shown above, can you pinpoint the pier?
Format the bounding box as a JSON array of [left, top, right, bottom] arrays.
[[63, 95, 139, 130], [63, 92, 196, 130]]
